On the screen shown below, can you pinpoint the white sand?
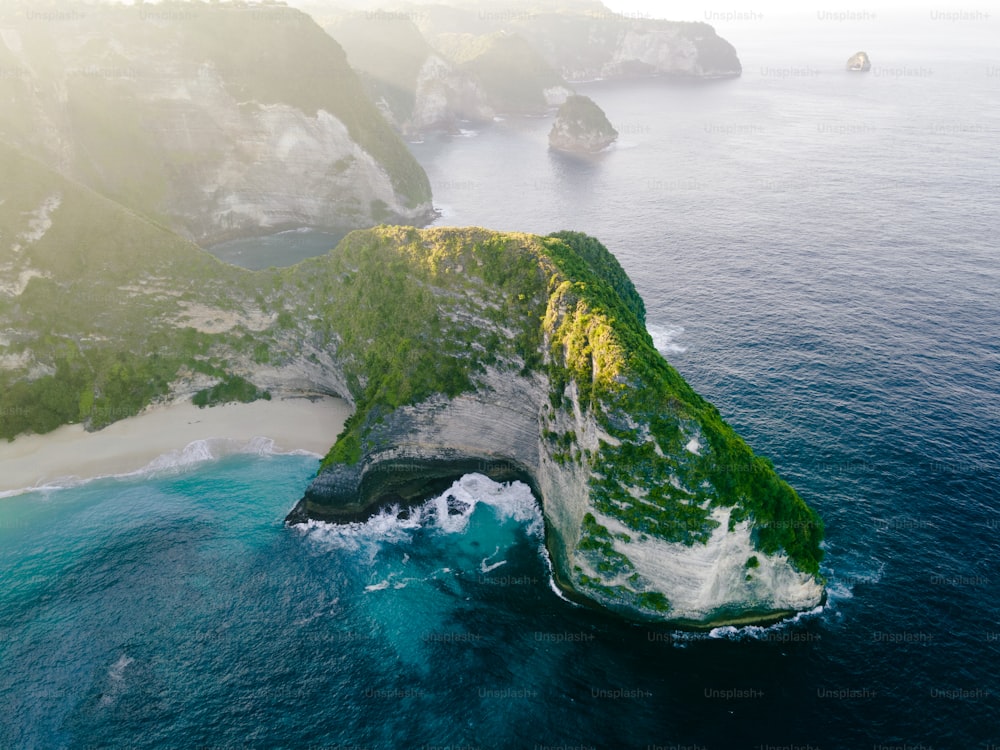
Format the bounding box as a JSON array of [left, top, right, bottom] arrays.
[[0, 395, 353, 495]]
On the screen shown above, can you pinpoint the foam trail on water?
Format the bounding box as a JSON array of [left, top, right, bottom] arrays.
[[648, 324, 688, 355]]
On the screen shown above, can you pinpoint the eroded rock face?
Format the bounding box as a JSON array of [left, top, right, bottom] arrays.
[[548, 95, 618, 154], [287, 227, 825, 627], [408, 55, 495, 134], [847, 51, 872, 72], [0, 4, 433, 244]]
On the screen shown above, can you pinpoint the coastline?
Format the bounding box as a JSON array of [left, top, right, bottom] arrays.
[[0, 394, 353, 495]]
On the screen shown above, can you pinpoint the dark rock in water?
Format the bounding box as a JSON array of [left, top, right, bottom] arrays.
[[846, 51, 872, 72], [549, 95, 618, 154], [445, 493, 472, 516]]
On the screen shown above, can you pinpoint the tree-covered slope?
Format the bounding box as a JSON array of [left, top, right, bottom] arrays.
[[1, 175, 821, 622], [0, 1, 432, 243]]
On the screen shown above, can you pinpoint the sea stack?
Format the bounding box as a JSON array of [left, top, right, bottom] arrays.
[[846, 51, 872, 72], [548, 95, 618, 154]]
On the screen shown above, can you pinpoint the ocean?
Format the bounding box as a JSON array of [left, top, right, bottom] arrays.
[[3, 20, 1000, 749]]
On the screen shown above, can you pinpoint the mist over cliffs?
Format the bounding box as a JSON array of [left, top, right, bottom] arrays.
[[0, 1, 433, 243], [307, 0, 742, 134]]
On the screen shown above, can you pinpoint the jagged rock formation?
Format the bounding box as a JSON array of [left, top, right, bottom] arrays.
[[0, 2, 433, 244], [549, 95, 618, 153], [322, 12, 494, 135], [846, 51, 872, 72]]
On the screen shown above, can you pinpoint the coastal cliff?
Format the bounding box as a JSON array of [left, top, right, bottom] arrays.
[[285, 228, 824, 626], [549, 95, 618, 153], [0, 2, 433, 243], [1, 146, 821, 627], [318, 3, 741, 135]]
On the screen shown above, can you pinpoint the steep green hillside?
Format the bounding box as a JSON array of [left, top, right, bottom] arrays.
[[1, 162, 821, 620], [0, 143, 260, 435], [437, 32, 568, 114], [0, 1, 432, 242]]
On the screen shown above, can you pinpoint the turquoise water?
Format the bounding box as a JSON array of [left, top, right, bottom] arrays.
[[0, 457, 568, 748], [4, 34, 1000, 748]]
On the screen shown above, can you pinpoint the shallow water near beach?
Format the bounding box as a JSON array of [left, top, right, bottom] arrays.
[[3, 41, 1000, 749]]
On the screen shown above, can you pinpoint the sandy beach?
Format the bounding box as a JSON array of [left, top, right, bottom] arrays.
[[0, 395, 353, 495]]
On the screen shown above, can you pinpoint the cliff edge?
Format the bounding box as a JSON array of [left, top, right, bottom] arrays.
[[287, 227, 824, 627]]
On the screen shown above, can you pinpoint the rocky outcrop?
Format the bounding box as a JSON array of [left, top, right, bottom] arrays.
[[846, 51, 872, 72], [549, 95, 618, 154], [2, 146, 820, 627], [408, 55, 495, 134], [0, 3, 434, 244], [286, 227, 825, 627], [323, 12, 493, 136]]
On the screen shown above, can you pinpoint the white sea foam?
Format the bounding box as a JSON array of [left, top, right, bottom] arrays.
[[300, 474, 543, 559], [99, 654, 134, 708], [480, 546, 508, 573], [648, 324, 688, 355]]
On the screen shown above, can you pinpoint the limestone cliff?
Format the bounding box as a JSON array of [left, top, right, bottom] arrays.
[[286, 228, 824, 627], [0, 153, 821, 625], [414, 7, 742, 81], [0, 2, 433, 244], [549, 95, 618, 153], [323, 12, 494, 135], [320, 4, 739, 134]]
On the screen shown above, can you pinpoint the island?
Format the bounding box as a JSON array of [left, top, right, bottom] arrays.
[[846, 51, 872, 72], [549, 95, 619, 154]]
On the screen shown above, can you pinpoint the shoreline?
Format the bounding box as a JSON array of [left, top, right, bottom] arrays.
[[0, 394, 353, 496]]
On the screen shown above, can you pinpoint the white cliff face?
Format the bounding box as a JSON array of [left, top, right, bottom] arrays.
[[605, 29, 700, 77], [118, 62, 427, 243], [197, 101, 413, 241], [409, 55, 493, 134], [0, 11, 432, 245], [590, 507, 823, 621], [537, 382, 824, 624], [307, 348, 824, 626]]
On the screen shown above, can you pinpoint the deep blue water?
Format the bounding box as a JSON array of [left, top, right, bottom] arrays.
[[4, 31, 1000, 750]]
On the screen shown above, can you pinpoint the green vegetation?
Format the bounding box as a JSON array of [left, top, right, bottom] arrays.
[[438, 32, 567, 114], [193, 375, 270, 408], [0, 150, 821, 579], [0, 143, 267, 438], [550, 95, 618, 147], [539, 232, 824, 576]]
